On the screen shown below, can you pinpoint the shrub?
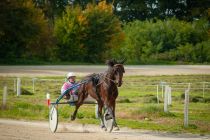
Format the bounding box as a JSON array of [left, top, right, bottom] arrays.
[[118, 98, 131, 103], [191, 96, 205, 103], [117, 18, 210, 64], [204, 98, 210, 103], [143, 96, 158, 103], [160, 112, 176, 117], [180, 93, 185, 100], [21, 88, 33, 95]]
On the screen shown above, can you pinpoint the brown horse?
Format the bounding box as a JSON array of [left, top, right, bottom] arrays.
[[71, 59, 125, 131]]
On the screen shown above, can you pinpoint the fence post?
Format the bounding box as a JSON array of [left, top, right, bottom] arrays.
[[184, 89, 189, 127], [162, 84, 164, 98], [202, 82, 205, 98], [14, 79, 16, 93], [168, 87, 172, 105], [164, 85, 168, 112], [46, 92, 50, 108], [32, 78, 36, 93], [2, 85, 7, 109], [156, 85, 159, 104], [17, 78, 21, 96], [160, 81, 166, 98]]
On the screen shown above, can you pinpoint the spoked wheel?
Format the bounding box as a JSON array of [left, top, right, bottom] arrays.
[[49, 105, 58, 133], [103, 108, 114, 133]]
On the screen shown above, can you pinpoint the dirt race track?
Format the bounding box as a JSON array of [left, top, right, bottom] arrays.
[[0, 65, 210, 77], [0, 119, 209, 140]]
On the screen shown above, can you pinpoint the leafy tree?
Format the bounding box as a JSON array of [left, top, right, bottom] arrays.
[[112, 0, 210, 22], [0, 0, 54, 62], [112, 0, 148, 22], [119, 18, 210, 63], [193, 40, 210, 63], [33, 0, 69, 25], [186, 0, 210, 21], [54, 1, 124, 62], [54, 6, 87, 61], [33, 0, 209, 24], [32, 0, 102, 24]]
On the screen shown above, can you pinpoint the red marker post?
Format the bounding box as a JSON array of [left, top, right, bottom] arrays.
[[46, 93, 50, 108]]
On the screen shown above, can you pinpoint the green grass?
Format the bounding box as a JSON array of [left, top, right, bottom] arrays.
[[0, 75, 210, 134]]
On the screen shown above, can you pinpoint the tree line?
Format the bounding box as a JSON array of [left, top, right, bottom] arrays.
[[0, 0, 209, 64]]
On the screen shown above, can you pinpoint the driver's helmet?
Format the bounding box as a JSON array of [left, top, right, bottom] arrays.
[[66, 72, 76, 79]]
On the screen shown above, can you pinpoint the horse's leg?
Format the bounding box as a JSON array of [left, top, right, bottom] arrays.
[[71, 103, 81, 121], [89, 84, 106, 130], [71, 92, 87, 121], [112, 100, 120, 131], [98, 101, 107, 131]]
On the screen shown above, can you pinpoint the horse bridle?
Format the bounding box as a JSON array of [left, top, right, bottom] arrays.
[[97, 64, 124, 86]]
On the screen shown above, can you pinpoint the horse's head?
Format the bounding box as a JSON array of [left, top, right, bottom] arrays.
[[106, 59, 126, 87], [113, 63, 125, 87]]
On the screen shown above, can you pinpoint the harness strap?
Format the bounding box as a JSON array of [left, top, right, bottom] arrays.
[[92, 74, 103, 104], [103, 76, 116, 84]]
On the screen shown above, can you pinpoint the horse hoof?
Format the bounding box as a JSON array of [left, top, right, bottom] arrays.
[[113, 126, 120, 131], [102, 127, 107, 131], [101, 126, 107, 131], [71, 115, 76, 121]]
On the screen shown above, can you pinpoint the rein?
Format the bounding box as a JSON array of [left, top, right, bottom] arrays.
[[103, 75, 116, 84], [95, 74, 116, 87], [96, 64, 124, 87]]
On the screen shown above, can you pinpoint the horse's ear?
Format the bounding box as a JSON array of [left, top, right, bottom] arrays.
[[117, 58, 126, 64], [106, 59, 116, 67]]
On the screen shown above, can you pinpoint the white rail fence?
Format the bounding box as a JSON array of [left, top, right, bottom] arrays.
[[1, 78, 210, 127], [122, 81, 210, 99], [1, 78, 210, 100]]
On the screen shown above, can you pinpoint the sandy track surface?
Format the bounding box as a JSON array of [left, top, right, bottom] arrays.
[[0, 65, 210, 77], [0, 119, 209, 140]]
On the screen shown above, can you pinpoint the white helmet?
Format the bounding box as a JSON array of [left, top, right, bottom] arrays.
[[66, 72, 76, 79]]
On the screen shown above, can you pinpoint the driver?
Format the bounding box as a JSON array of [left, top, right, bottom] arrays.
[[61, 72, 79, 101]]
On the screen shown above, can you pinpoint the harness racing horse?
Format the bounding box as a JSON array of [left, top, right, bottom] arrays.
[[70, 59, 125, 131]]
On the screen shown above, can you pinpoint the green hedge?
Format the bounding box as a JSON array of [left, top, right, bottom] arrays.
[[115, 18, 210, 64]]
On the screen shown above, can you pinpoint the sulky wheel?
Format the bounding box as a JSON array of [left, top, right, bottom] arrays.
[[103, 108, 114, 133], [49, 105, 58, 133]]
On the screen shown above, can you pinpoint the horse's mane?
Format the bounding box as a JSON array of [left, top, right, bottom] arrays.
[[80, 59, 126, 86], [106, 59, 117, 67], [106, 58, 126, 67], [81, 73, 101, 86]]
